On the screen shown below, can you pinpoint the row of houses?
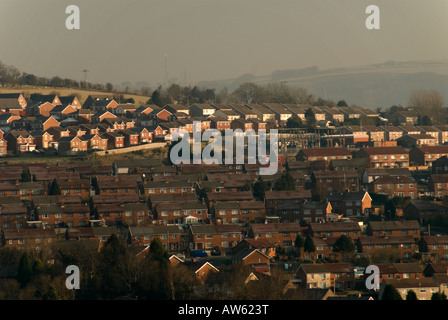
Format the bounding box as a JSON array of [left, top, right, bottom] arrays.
[[296, 260, 448, 300], [329, 124, 448, 148]]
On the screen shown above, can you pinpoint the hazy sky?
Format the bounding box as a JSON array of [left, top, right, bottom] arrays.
[[0, 0, 447, 87]]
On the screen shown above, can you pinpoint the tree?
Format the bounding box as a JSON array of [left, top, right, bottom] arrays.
[[294, 234, 305, 259], [381, 284, 403, 300], [106, 82, 114, 92], [406, 290, 418, 300], [333, 235, 356, 261], [151, 90, 163, 107], [333, 235, 356, 254], [48, 179, 61, 195], [304, 235, 316, 260], [337, 100, 348, 107], [286, 115, 302, 128], [253, 179, 270, 200], [21, 169, 32, 182], [232, 82, 267, 104], [305, 108, 316, 127], [17, 253, 33, 287], [431, 292, 447, 300], [409, 89, 445, 124], [274, 173, 296, 191]]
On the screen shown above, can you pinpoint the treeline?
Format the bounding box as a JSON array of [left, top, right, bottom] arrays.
[[0, 234, 301, 300], [0, 60, 113, 93]]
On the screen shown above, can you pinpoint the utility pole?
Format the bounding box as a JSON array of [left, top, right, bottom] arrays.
[[82, 69, 89, 83]]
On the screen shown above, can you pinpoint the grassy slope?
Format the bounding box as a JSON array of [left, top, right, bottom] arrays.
[[0, 86, 150, 106]]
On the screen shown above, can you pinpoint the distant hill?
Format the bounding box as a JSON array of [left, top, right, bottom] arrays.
[[197, 60, 448, 109]]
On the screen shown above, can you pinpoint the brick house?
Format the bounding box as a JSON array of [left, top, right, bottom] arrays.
[[429, 174, 448, 198], [232, 249, 272, 274], [5, 130, 36, 153], [128, 225, 185, 251], [209, 117, 231, 131], [189, 104, 217, 117], [296, 147, 352, 164], [118, 129, 139, 147], [264, 190, 312, 216], [397, 134, 438, 148], [431, 156, 448, 174], [47, 126, 71, 140], [376, 263, 424, 282], [327, 190, 372, 217], [368, 175, 417, 198], [0, 93, 27, 110], [188, 224, 243, 254], [403, 201, 448, 225], [130, 127, 152, 144], [276, 201, 331, 224], [0, 138, 7, 156], [309, 221, 362, 240], [247, 222, 301, 251], [434, 125, 448, 145], [153, 201, 208, 224], [232, 238, 277, 258], [59, 96, 82, 109], [102, 132, 125, 149], [1, 229, 56, 249], [381, 125, 404, 141], [57, 136, 88, 154], [95, 176, 140, 196], [58, 179, 92, 198], [379, 278, 441, 300], [31, 131, 54, 149], [311, 170, 360, 193], [205, 191, 255, 209], [60, 203, 91, 227], [357, 235, 417, 260], [0, 203, 29, 229], [419, 235, 448, 261], [80, 134, 108, 151], [354, 146, 409, 168], [409, 146, 448, 167], [366, 220, 421, 239], [296, 263, 356, 291], [211, 201, 265, 224], [143, 180, 194, 195]]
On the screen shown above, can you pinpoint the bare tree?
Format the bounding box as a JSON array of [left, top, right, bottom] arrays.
[[409, 89, 446, 124], [231, 82, 267, 104]]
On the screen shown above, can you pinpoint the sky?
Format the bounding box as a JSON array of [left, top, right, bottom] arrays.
[[0, 0, 447, 88]]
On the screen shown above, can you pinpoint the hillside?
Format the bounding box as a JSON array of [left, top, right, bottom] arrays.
[[0, 86, 150, 106], [197, 60, 448, 109]]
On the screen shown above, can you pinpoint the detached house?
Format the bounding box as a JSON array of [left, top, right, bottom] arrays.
[[57, 136, 88, 154], [0, 93, 27, 110], [5, 130, 36, 153]]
